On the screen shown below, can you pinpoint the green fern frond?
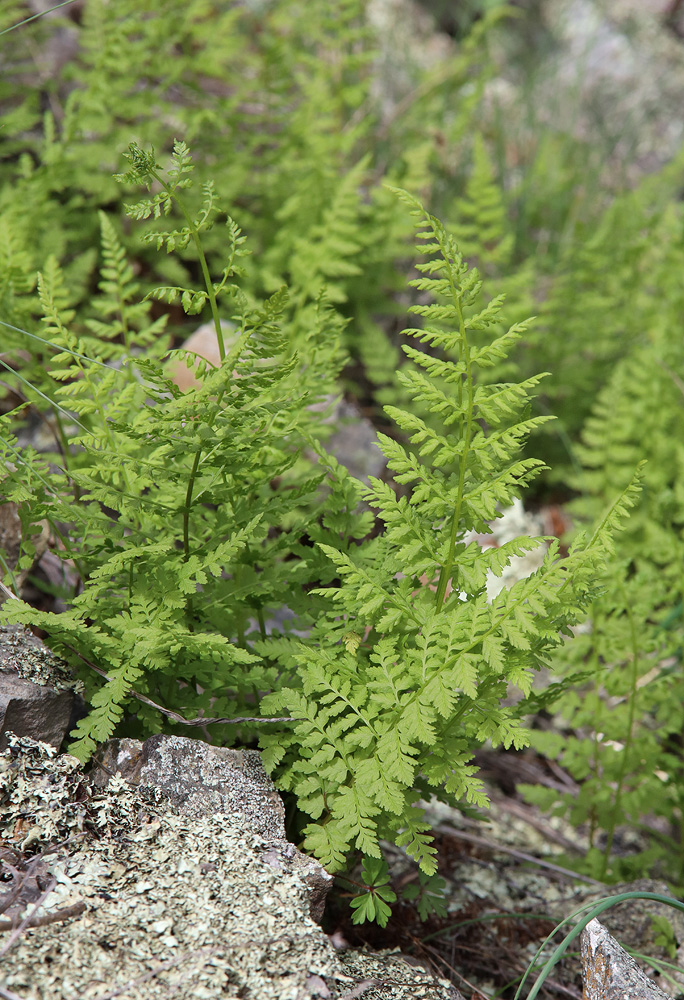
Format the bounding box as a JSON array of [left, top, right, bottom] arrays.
[[263, 193, 617, 887]]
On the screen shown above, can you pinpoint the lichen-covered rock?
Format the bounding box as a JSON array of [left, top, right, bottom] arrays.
[[91, 733, 334, 921], [0, 739, 461, 1000], [0, 625, 84, 750], [582, 918, 671, 1000], [92, 734, 286, 838], [259, 841, 334, 924], [485, 0, 684, 180]]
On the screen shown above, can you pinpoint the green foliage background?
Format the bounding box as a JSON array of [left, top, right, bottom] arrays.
[[2, 0, 684, 917]]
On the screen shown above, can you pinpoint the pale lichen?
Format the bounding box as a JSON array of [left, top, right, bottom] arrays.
[[1, 737, 458, 1000], [0, 625, 84, 695]]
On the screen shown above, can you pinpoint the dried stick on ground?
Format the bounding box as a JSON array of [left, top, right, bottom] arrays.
[[434, 826, 604, 885], [0, 876, 57, 959]]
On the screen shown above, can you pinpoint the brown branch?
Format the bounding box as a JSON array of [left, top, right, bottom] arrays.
[[0, 877, 57, 959], [63, 644, 303, 726], [30, 832, 88, 860], [434, 825, 604, 885], [0, 867, 25, 917], [337, 981, 382, 1000], [417, 937, 492, 997], [0, 580, 19, 602], [0, 899, 85, 933], [0, 985, 28, 1000], [488, 794, 584, 854], [0, 835, 88, 917]]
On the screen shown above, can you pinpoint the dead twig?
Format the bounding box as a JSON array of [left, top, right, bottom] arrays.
[[434, 825, 604, 886], [0, 985, 28, 1000], [0, 898, 85, 933], [30, 832, 88, 860], [337, 981, 382, 1000], [0, 866, 26, 917], [63, 643, 303, 726], [416, 937, 493, 997], [0, 835, 88, 917], [0, 579, 19, 601], [0, 876, 57, 959], [512, 967, 582, 1000], [489, 795, 585, 854]]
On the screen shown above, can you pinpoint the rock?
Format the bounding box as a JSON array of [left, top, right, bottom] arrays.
[[557, 879, 684, 968], [0, 624, 84, 750], [0, 737, 461, 1000], [582, 917, 671, 1000], [260, 842, 334, 925], [92, 734, 286, 839], [486, 0, 684, 180], [168, 320, 231, 392], [319, 397, 386, 485], [367, 0, 454, 121], [571, 879, 684, 997], [91, 734, 333, 922]]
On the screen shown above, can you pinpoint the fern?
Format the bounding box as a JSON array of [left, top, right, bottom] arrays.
[[0, 111, 635, 919], [523, 310, 684, 881], [525, 151, 684, 468], [0, 145, 344, 762], [0, 0, 502, 419], [258, 191, 625, 878]]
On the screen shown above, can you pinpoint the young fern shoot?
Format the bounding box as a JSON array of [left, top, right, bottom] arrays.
[[115, 140, 249, 362], [259, 191, 638, 910]]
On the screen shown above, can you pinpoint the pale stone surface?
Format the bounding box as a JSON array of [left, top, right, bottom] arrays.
[[167, 320, 229, 392], [582, 918, 671, 1000], [487, 0, 684, 179], [92, 734, 334, 922], [0, 738, 461, 1000], [93, 734, 286, 838]]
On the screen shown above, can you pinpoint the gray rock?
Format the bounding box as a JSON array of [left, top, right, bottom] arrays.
[[0, 738, 460, 1000], [91, 734, 334, 922], [324, 397, 386, 485], [487, 0, 684, 179], [92, 734, 286, 838], [0, 625, 84, 750], [259, 841, 334, 924], [582, 917, 671, 1000]]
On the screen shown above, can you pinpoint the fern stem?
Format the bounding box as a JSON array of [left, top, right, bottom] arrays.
[[51, 411, 72, 472], [600, 581, 640, 878], [188, 225, 226, 362], [588, 610, 603, 850], [150, 169, 226, 363], [182, 449, 203, 561], [257, 607, 267, 640], [435, 272, 473, 611]]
